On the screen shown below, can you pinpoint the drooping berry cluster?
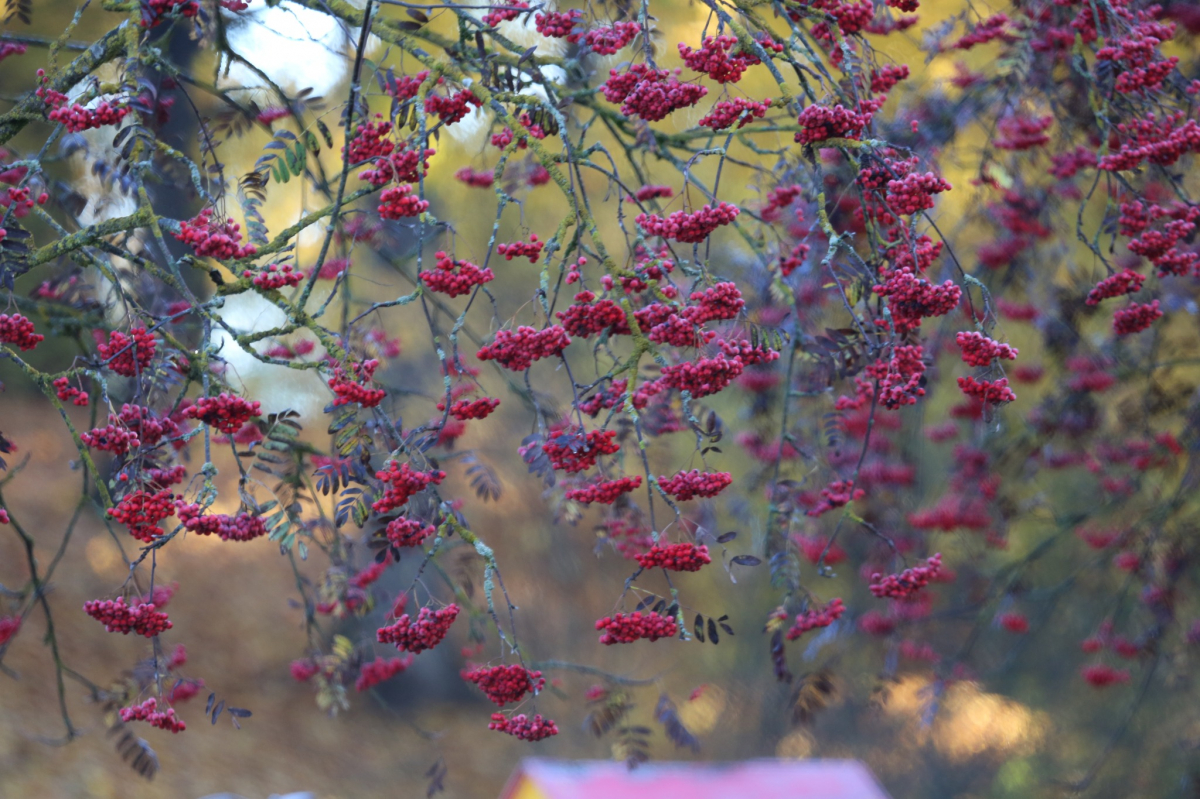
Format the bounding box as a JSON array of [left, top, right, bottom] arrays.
[[1113, 300, 1162, 335], [595, 610, 679, 644], [120, 698, 186, 733], [660, 354, 745, 398], [885, 172, 952, 215], [480, 0, 528, 27], [462, 664, 545, 706], [635, 542, 711, 572], [0, 313, 43, 350], [108, 490, 176, 542], [534, 9, 583, 40], [175, 503, 267, 542], [385, 516, 436, 548], [557, 292, 630, 338], [183, 393, 261, 435], [584, 21, 640, 54], [420, 251, 495, 297], [955, 332, 1018, 366], [993, 114, 1053, 150], [84, 597, 172, 636], [378, 184, 429, 219], [496, 235, 543, 261], [956, 376, 1017, 404], [656, 470, 732, 501], [806, 478, 865, 517], [476, 325, 571, 371], [425, 88, 482, 126], [244, 263, 303, 290], [1099, 113, 1200, 172], [329, 359, 386, 408], [564, 476, 642, 504], [636, 202, 740, 243], [678, 35, 759, 84], [174, 209, 257, 260], [785, 598, 846, 641], [376, 604, 459, 653], [602, 64, 707, 122], [96, 327, 157, 377], [359, 147, 434, 185], [81, 423, 142, 455], [372, 462, 446, 514], [542, 428, 620, 473], [868, 554, 943, 599], [47, 99, 129, 132], [488, 712, 559, 741], [873, 268, 962, 332], [699, 97, 770, 130], [438, 397, 500, 421], [355, 655, 414, 692], [794, 103, 871, 144]]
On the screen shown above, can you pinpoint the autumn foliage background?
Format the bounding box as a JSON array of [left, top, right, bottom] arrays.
[[3, 0, 1200, 796]]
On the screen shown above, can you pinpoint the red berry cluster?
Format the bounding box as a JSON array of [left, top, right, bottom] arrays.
[[120, 698, 186, 732], [678, 35, 759, 84], [81, 423, 142, 455], [360, 147, 434, 185], [425, 89, 482, 126], [372, 462, 446, 514], [557, 292, 629, 338], [869, 553, 944, 599], [949, 12, 1010, 49], [175, 209, 257, 260], [355, 655, 414, 692], [635, 542, 711, 572], [1087, 269, 1146, 305], [84, 597, 172, 636], [329, 359, 386, 408], [584, 22, 640, 54], [602, 64, 707, 122], [496, 234, 543, 261], [660, 354, 745, 398], [476, 325, 571, 371], [96, 327, 156, 377], [596, 611, 679, 644], [0, 185, 38, 219], [438, 397, 500, 421], [377, 604, 459, 653], [534, 9, 582, 40], [956, 376, 1017, 404], [993, 113, 1053, 150], [806, 478, 865, 517], [378, 184, 429, 219], [718, 339, 780, 365], [885, 171, 952, 215], [0, 42, 27, 62], [385, 516, 436, 548], [345, 116, 395, 164], [1099, 113, 1200, 171], [1113, 300, 1163, 335], [564, 475, 643, 504], [52, 376, 87, 405], [576, 378, 662, 416], [873, 268, 962, 331], [47, 100, 128, 133], [794, 103, 871, 144], [455, 167, 494, 188], [656, 470, 733, 501], [462, 664, 545, 706], [0, 313, 43, 350], [646, 314, 712, 347], [785, 598, 846, 641], [998, 612, 1029, 633], [140, 0, 199, 26], [869, 64, 910, 93], [1081, 663, 1131, 688], [636, 202, 740, 243], [0, 614, 18, 645], [481, 0, 528, 27], [108, 490, 176, 542], [246, 263, 303, 290], [683, 282, 745, 324], [699, 97, 770, 130], [419, 251, 495, 297], [175, 503, 268, 542], [955, 332, 1018, 366], [183, 393, 261, 434], [0, 508, 8, 525], [542, 428, 620, 473], [114, 403, 182, 448], [488, 712, 559, 741], [631, 185, 674, 202]]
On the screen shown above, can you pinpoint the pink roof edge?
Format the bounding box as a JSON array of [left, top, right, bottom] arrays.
[[499, 758, 893, 799]]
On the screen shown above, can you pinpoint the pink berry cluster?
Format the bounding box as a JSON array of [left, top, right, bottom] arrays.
[[96, 327, 156, 377], [0, 42, 27, 63], [869, 64, 910, 93], [84, 597, 172, 636], [785, 598, 846, 641], [183, 393, 261, 435], [329, 359, 386, 408], [462, 664, 545, 706], [656, 470, 732, 501], [1081, 663, 1131, 688], [565, 475, 642, 504], [385, 515, 436, 548], [679, 35, 759, 84], [438, 397, 500, 421], [420, 251, 495, 298], [488, 712, 559, 741], [993, 114, 1053, 150], [1113, 300, 1162, 335], [0, 313, 43, 350], [542, 428, 620, 473], [956, 376, 1017, 404], [476, 325, 571, 371], [869, 554, 944, 599], [455, 167, 494, 188], [47, 99, 128, 133], [806, 478, 865, 517], [140, 0, 199, 26], [175, 209, 257, 260], [557, 292, 629, 338], [1086, 269, 1146, 305], [955, 332, 1018, 366], [175, 504, 267, 542], [602, 64, 707, 122], [245, 263, 303, 290], [1099, 113, 1200, 171], [120, 698, 186, 733], [683, 282, 745, 324], [635, 542, 711, 572], [372, 462, 446, 514], [496, 234, 543, 261], [481, 0, 528, 27], [534, 9, 583, 40], [376, 604, 459, 653], [885, 171, 951, 215], [360, 147, 434, 185], [595, 610, 679, 644], [355, 655, 414, 692], [660, 354, 745, 398], [699, 97, 770, 130], [108, 490, 176, 542], [873, 268, 962, 332], [794, 103, 871, 144], [0, 614, 18, 645], [636, 202, 740, 243], [584, 21, 640, 54], [378, 184, 429, 219]]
